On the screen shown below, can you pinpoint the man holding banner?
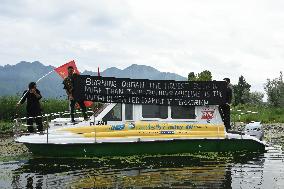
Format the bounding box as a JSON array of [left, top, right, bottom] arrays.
[[54, 60, 93, 123], [219, 78, 233, 131], [63, 65, 88, 122]]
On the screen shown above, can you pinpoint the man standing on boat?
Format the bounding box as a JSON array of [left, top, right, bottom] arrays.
[[219, 78, 233, 131], [17, 82, 44, 133], [63, 66, 88, 122]]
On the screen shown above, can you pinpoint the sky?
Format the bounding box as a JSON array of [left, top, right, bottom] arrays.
[[0, 0, 283, 93]]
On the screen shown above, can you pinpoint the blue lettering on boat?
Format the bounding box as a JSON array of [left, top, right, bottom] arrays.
[[160, 130, 175, 134], [111, 124, 125, 130]]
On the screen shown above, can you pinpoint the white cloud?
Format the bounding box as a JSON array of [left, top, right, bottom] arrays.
[[0, 0, 283, 93]]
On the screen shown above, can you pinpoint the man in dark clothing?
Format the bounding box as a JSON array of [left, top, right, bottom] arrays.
[[219, 78, 233, 131], [17, 82, 43, 133], [63, 66, 87, 122]]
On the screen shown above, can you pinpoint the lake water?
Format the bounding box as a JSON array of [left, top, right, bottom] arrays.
[[0, 145, 283, 188]]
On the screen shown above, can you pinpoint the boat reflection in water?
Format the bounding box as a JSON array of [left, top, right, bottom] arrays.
[[9, 152, 266, 188]]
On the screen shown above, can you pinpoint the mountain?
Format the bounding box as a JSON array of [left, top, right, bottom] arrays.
[[0, 61, 63, 98], [82, 64, 186, 80], [0, 61, 187, 98]]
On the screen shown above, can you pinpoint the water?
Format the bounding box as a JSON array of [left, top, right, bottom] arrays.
[[0, 146, 283, 189]]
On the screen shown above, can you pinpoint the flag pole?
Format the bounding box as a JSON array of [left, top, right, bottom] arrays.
[[36, 70, 54, 83], [17, 69, 55, 104]]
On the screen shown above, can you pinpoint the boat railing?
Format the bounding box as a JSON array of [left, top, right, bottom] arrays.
[[13, 108, 95, 143]]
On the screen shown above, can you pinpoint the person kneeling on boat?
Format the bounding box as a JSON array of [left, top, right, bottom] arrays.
[[63, 66, 88, 123], [17, 82, 44, 133], [219, 78, 233, 131]]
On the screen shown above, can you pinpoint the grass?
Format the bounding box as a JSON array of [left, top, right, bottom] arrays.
[[0, 121, 15, 134], [231, 104, 284, 123], [0, 96, 70, 121]]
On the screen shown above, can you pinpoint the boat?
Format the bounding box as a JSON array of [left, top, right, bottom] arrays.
[[15, 76, 266, 157], [15, 103, 266, 157]]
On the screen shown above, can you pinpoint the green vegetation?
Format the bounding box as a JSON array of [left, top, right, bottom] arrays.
[[0, 121, 14, 134], [0, 96, 24, 121], [230, 72, 284, 123], [187, 70, 284, 123], [231, 104, 284, 123], [0, 96, 66, 134], [0, 96, 69, 121], [0, 96, 101, 133], [0, 96, 70, 133], [265, 72, 284, 107], [232, 72, 284, 107], [233, 75, 252, 105], [188, 70, 212, 81]]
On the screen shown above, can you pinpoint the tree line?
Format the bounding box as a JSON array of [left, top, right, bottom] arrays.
[[188, 70, 284, 107]]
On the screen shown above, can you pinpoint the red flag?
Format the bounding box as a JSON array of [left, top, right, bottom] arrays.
[[54, 60, 79, 79], [55, 60, 93, 107], [84, 101, 93, 107], [83, 102, 93, 108]]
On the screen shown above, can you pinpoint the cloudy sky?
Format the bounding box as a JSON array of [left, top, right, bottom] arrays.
[[0, 0, 283, 92]]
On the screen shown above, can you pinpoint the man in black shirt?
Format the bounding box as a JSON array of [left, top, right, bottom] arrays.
[[63, 66, 87, 122], [17, 82, 43, 133], [219, 78, 233, 131]]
